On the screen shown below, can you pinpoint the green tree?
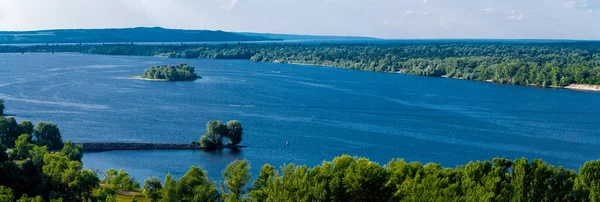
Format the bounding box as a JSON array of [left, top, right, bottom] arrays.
[[177, 166, 219, 202], [0, 99, 4, 115], [105, 194, 117, 202], [225, 120, 243, 146], [33, 122, 63, 150], [143, 176, 163, 202], [4, 117, 20, 147], [9, 134, 33, 160], [200, 120, 228, 149], [222, 160, 251, 201], [42, 152, 99, 201], [16, 195, 44, 202], [343, 157, 390, 202], [102, 169, 139, 191], [160, 173, 179, 202], [575, 160, 600, 201], [0, 141, 8, 162], [249, 164, 275, 201], [61, 140, 83, 161], [0, 186, 14, 202], [30, 145, 48, 167], [19, 121, 34, 136]]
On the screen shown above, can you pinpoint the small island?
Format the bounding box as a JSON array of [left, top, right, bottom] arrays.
[[136, 63, 200, 81]]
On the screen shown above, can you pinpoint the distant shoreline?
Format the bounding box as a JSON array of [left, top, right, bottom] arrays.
[[279, 61, 600, 92]]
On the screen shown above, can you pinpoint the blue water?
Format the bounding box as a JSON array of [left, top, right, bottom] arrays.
[[1, 53, 599, 182]]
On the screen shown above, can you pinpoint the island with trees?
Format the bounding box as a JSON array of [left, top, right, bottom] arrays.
[[136, 63, 200, 81]]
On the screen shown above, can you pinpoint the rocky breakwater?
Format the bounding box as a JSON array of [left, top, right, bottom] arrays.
[[78, 142, 246, 152]]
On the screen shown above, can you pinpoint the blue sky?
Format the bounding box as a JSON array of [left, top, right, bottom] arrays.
[[0, 0, 598, 39]]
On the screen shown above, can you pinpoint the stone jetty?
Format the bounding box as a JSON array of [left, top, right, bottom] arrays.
[[78, 142, 246, 152]]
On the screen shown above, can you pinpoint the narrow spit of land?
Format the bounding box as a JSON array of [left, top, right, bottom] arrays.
[[78, 142, 246, 152]]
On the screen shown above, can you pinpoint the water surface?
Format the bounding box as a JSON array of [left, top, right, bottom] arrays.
[[1, 53, 599, 181]]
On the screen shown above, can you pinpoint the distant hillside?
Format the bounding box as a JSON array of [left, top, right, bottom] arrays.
[[0, 27, 275, 44], [236, 32, 380, 41]]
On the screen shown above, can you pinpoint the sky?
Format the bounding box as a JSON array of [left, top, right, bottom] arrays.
[[0, 0, 598, 39]]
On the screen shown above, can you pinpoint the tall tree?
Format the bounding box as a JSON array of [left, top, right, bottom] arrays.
[[0, 99, 4, 115], [226, 120, 243, 146], [143, 177, 163, 202], [222, 160, 251, 201], [61, 140, 83, 162], [33, 122, 63, 150], [9, 134, 33, 160]]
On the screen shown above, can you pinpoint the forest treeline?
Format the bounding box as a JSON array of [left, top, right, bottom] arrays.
[[3, 144, 600, 202], [3, 42, 600, 87]]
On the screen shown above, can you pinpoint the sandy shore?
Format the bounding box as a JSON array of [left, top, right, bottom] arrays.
[[563, 84, 600, 91], [127, 76, 168, 81]]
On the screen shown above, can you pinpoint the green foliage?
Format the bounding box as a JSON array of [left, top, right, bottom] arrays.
[[30, 145, 48, 167], [33, 122, 63, 150], [0, 185, 14, 202], [102, 169, 140, 191], [0, 99, 4, 115], [16, 194, 44, 202], [77, 43, 600, 87], [0, 141, 8, 162], [160, 173, 178, 202], [222, 160, 251, 201], [61, 140, 83, 161], [141, 63, 198, 81], [0, 117, 33, 148], [200, 120, 244, 149], [105, 194, 117, 202], [42, 152, 99, 201], [143, 176, 163, 202], [575, 159, 600, 201], [9, 134, 33, 160], [226, 120, 243, 146], [249, 164, 275, 201], [176, 166, 220, 202]]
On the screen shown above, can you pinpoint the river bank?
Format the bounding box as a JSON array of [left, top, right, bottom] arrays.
[[278, 61, 600, 93]]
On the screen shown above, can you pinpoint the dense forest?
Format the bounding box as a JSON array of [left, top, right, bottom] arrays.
[[140, 64, 199, 81], [3, 42, 600, 88], [3, 143, 600, 201]]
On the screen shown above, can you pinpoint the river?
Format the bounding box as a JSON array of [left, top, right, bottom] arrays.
[[1, 53, 599, 181]]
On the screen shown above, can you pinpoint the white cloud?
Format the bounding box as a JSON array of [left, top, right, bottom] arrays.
[[220, 0, 239, 10], [405, 10, 430, 16], [564, 0, 576, 8], [481, 7, 496, 14]]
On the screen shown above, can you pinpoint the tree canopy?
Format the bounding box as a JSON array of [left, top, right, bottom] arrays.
[[199, 120, 244, 149], [0, 99, 5, 115], [32, 122, 63, 150], [141, 63, 199, 81]]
